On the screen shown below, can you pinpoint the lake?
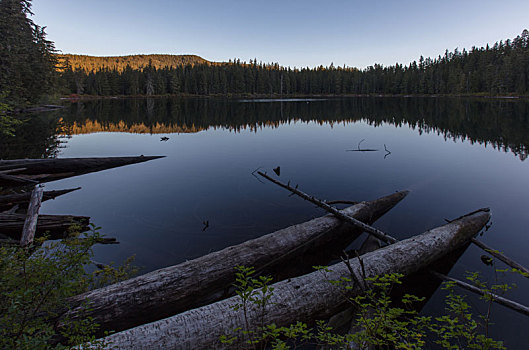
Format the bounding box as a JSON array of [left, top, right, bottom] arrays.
[[3, 96, 529, 347]]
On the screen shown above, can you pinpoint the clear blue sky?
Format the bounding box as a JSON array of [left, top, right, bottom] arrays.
[[33, 0, 529, 69]]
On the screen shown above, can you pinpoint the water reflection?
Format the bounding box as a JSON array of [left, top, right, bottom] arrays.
[[2, 97, 529, 161], [0, 113, 65, 159]]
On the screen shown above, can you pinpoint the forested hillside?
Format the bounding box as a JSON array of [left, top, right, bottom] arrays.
[[59, 30, 529, 97], [60, 54, 211, 72]]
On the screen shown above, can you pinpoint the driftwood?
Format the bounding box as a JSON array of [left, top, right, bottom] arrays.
[[471, 238, 529, 277], [258, 173, 529, 318], [0, 213, 90, 240], [0, 156, 164, 175], [20, 185, 44, 246], [0, 167, 27, 174], [0, 172, 38, 186], [0, 187, 81, 211], [431, 271, 529, 317], [96, 210, 490, 349], [61, 191, 408, 336]]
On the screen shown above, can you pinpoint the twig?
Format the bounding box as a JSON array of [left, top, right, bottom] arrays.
[[355, 251, 369, 291], [471, 238, 529, 277], [257, 171, 398, 244], [358, 139, 365, 150], [251, 167, 265, 184], [431, 271, 529, 317], [3, 204, 19, 214], [445, 208, 491, 223]]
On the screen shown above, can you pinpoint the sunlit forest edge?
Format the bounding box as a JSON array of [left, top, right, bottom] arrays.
[[57, 30, 529, 98]]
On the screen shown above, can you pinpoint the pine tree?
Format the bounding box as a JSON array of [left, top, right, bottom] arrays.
[[0, 0, 57, 105]]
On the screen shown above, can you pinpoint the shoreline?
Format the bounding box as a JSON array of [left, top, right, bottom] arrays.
[[60, 92, 529, 102]]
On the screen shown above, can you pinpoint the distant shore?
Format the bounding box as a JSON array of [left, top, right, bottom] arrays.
[[60, 92, 529, 102]]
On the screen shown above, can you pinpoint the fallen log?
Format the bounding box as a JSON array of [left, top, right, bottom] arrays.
[[20, 185, 44, 246], [96, 209, 490, 349], [0, 187, 81, 211], [0, 213, 90, 240], [261, 174, 528, 321], [258, 171, 398, 244], [471, 238, 529, 277], [431, 271, 529, 317], [62, 191, 408, 336], [0, 173, 38, 186], [0, 156, 165, 176]]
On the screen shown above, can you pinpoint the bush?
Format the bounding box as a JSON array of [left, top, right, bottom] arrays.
[[0, 225, 137, 349]]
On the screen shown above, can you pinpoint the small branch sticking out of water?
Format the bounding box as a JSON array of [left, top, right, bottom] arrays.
[[384, 144, 392, 159], [251, 166, 265, 184], [346, 139, 379, 152]]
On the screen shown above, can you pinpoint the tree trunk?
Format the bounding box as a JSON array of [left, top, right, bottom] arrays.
[[62, 191, 408, 336], [96, 209, 490, 349]]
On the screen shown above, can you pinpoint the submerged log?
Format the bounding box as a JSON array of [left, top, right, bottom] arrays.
[[471, 238, 529, 277], [97, 209, 490, 349], [0, 156, 164, 175], [62, 191, 408, 336], [0, 173, 38, 186], [0, 187, 81, 211], [0, 213, 90, 240]]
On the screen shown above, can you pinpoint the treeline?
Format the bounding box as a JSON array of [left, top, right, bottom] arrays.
[[58, 30, 529, 97]]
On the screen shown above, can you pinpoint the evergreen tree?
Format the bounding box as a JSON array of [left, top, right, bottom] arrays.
[[0, 0, 57, 105]]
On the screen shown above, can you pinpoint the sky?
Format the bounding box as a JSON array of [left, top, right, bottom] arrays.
[[32, 0, 529, 69]]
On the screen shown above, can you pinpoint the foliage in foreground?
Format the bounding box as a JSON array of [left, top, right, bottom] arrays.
[[222, 265, 509, 350], [0, 225, 137, 349]]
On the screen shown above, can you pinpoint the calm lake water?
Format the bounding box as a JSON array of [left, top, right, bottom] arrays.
[[3, 97, 529, 347]]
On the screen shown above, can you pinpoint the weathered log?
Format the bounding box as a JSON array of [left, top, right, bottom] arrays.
[[0, 156, 165, 175], [0, 173, 38, 186], [20, 185, 44, 246], [62, 191, 408, 336], [0, 213, 90, 240], [0, 167, 27, 174], [0, 187, 81, 211], [96, 209, 490, 349], [259, 172, 519, 318]]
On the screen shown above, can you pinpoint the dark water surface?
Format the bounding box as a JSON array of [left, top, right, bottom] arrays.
[[3, 97, 529, 347]]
